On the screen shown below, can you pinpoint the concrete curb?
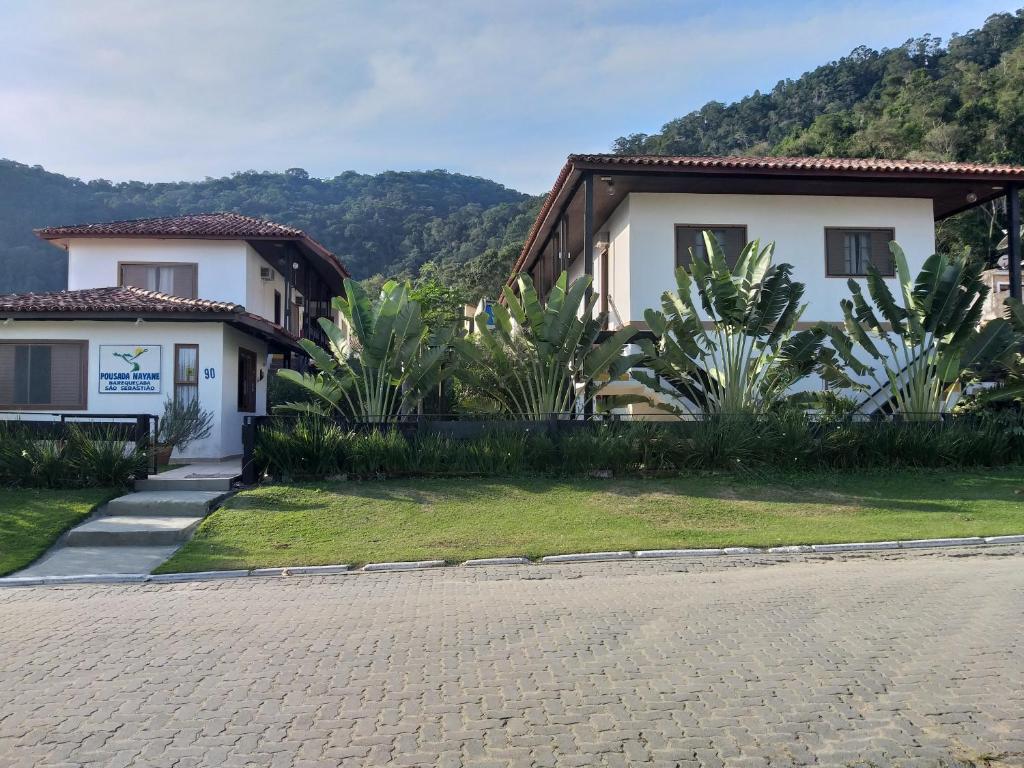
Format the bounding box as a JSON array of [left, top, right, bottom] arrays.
[[362, 560, 445, 572], [2, 533, 1023, 588], [540, 551, 633, 563], [636, 548, 725, 558], [148, 570, 249, 583], [812, 541, 900, 553], [985, 534, 1024, 544]]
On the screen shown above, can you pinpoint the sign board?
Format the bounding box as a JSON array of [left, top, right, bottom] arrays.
[[98, 345, 162, 394]]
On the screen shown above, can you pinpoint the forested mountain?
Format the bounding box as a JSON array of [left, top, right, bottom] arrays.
[[3, 9, 1024, 303], [614, 9, 1024, 261], [0, 160, 539, 294]]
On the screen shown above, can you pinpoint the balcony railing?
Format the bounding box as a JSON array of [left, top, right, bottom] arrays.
[[300, 315, 332, 350]]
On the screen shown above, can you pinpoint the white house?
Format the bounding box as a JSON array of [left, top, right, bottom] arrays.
[[511, 154, 1024, 412], [0, 213, 348, 459]]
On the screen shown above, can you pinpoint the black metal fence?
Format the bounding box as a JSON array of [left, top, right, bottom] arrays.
[[0, 412, 159, 478]]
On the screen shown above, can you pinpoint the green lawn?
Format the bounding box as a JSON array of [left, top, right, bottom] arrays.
[[157, 469, 1024, 573], [0, 488, 117, 576]]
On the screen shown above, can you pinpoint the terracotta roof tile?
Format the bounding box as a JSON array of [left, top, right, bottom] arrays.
[[512, 154, 1024, 282], [567, 154, 1024, 176], [34, 212, 350, 279], [0, 286, 242, 314], [0, 286, 302, 346], [34, 212, 306, 239]]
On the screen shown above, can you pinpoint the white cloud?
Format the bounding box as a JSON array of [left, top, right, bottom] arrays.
[[0, 0, 1010, 192]]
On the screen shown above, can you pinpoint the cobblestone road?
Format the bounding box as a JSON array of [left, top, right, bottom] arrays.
[[1, 547, 1022, 767]]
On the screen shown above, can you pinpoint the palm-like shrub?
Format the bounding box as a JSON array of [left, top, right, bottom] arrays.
[[958, 300, 1024, 409], [278, 278, 456, 422], [827, 244, 1022, 418], [633, 233, 853, 415], [453, 272, 641, 418]]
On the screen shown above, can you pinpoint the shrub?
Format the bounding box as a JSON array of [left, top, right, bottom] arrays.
[[247, 410, 1024, 482], [25, 439, 71, 488], [559, 427, 635, 475], [158, 397, 214, 453], [0, 421, 149, 489], [69, 426, 147, 488], [346, 429, 410, 477], [255, 416, 347, 480], [0, 423, 34, 486]]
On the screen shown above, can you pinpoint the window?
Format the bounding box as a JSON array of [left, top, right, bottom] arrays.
[[0, 341, 87, 409], [825, 228, 896, 276], [174, 344, 199, 407], [274, 290, 282, 326], [675, 225, 747, 270], [119, 262, 198, 298], [238, 348, 257, 413]]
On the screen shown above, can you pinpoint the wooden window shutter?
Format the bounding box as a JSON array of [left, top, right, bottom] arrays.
[[0, 342, 85, 409], [825, 228, 896, 276], [723, 228, 746, 269], [676, 226, 746, 270], [825, 228, 847, 276], [50, 343, 84, 407], [120, 264, 153, 291], [0, 344, 14, 405], [675, 227, 695, 270], [119, 263, 197, 298], [870, 229, 896, 276]]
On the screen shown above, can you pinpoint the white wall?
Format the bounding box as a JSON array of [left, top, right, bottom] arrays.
[[219, 325, 270, 454], [0, 320, 268, 459], [623, 193, 936, 323], [68, 238, 249, 306], [243, 244, 289, 323]]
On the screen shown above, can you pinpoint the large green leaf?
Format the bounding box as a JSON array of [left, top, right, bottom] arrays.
[[631, 236, 827, 414], [834, 244, 1024, 416], [455, 270, 638, 418]]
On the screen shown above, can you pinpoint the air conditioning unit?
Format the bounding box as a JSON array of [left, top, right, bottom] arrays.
[[292, 295, 305, 307], [259, 267, 274, 281]]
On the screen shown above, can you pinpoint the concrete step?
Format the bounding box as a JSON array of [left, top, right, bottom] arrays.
[[64, 516, 204, 547], [104, 490, 230, 517], [15, 545, 183, 577], [135, 476, 234, 492]]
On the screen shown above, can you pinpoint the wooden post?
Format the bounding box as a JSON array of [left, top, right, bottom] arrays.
[[1008, 183, 1022, 302], [583, 173, 594, 307]]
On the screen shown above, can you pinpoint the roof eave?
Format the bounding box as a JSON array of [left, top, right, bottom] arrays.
[[509, 155, 1024, 286], [0, 309, 303, 352], [33, 230, 350, 279]]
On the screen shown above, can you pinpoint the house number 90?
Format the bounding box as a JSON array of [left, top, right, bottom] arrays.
[[204, 367, 216, 380]]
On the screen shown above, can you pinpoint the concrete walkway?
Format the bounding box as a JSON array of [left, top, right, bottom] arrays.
[[15, 461, 239, 578]]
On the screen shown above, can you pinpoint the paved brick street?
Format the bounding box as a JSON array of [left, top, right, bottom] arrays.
[[1, 548, 1022, 767]]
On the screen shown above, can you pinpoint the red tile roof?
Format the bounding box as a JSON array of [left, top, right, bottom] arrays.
[[35, 212, 350, 279], [566, 154, 1024, 176], [0, 286, 301, 346], [35, 212, 306, 239], [0, 286, 242, 314], [511, 154, 1024, 282]]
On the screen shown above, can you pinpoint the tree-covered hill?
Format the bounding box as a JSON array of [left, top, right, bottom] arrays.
[[4, 8, 1024, 302], [0, 160, 540, 294], [614, 9, 1024, 261]]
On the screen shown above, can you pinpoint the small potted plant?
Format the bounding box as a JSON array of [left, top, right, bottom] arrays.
[[155, 397, 214, 467]]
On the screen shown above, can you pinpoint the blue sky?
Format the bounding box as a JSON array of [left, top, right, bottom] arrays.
[[0, 0, 1014, 193]]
